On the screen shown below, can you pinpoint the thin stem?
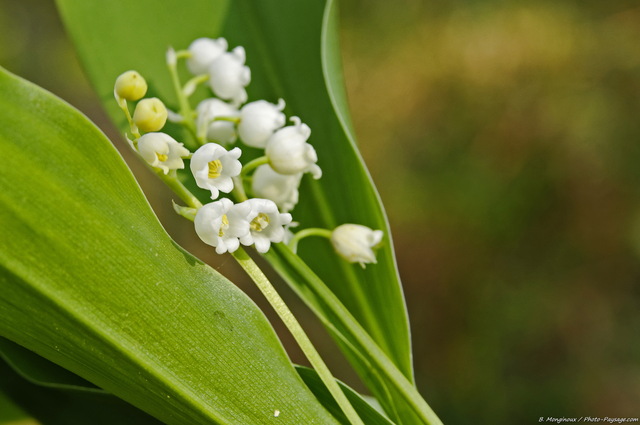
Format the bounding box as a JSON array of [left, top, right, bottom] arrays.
[[231, 176, 249, 203], [212, 116, 241, 124], [117, 98, 141, 140], [240, 156, 269, 180], [288, 227, 333, 253], [270, 244, 444, 425], [156, 170, 202, 209], [167, 51, 197, 138], [183, 74, 210, 98], [231, 247, 365, 425]]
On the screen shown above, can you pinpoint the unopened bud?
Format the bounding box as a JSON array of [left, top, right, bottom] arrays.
[[133, 98, 168, 132], [114, 70, 147, 101]]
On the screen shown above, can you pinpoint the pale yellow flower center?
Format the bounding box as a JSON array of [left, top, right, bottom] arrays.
[[156, 153, 168, 162], [250, 213, 270, 232], [218, 214, 229, 237], [208, 160, 223, 179]]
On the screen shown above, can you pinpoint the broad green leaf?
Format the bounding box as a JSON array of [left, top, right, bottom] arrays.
[[0, 337, 100, 392], [0, 353, 162, 425], [55, 0, 423, 422], [0, 67, 340, 425], [0, 340, 392, 425]]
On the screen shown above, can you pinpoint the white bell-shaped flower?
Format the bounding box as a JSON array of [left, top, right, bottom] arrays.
[[252, 164, 301, 213], [194, 199, 251, 254], [186, 37, 228, 75], [190, 143, 242, 199], [265, 116, 321, 179], [331, 224, 383, 267], [237, 99, 286, 148], [208, 46, 251, 106], [137, 132, 190, 174], [238, 198, 292, 253], [196, 98, 239, 144]]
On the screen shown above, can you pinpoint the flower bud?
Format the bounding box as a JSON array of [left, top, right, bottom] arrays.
[[133, 98, 168, 132], [331, 224, 383, 267], [265, 117, 321, 178], [114, 70, 147, 101]]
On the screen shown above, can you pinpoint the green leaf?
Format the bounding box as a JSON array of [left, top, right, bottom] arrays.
[[223, 0, 413, 372], [0, 66, 340, 424], [0, 337, 100, 392], [0, 351, 163, 425], [0, 339, 393, 425], [295, 366, 395, 425]]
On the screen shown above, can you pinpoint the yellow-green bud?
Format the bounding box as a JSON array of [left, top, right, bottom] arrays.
[[133, 98, 168, 132], [114, 70, 147, 101]]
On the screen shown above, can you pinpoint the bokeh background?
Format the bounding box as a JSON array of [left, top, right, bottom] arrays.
[[1, 0, 640, 423]]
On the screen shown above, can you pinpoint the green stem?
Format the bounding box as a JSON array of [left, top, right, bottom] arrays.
[[167, 52, 197, 138], [231, 247, 364, 425], [231, 176, 249, 203], [269, 244, 443, 425], [156, 170, 202, 209], [117, 98, 140, 140], [183, 74, 210, 97], [213, 116, 241, 124], [288, 227, 333, 252], [240, 156, 269, 181]]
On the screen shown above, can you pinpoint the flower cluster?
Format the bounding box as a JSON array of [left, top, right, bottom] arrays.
[[114, 37, 383, 265]]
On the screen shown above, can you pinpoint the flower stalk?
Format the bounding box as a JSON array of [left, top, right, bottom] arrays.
[[231, 247, 365, 425]]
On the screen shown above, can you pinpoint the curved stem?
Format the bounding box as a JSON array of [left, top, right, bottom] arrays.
[[183, 74, 209, 97], [240, 156, 269, 181], [231, 247, 364, 425], [156, 170, 202, 209], [288, 227, 333, 253]]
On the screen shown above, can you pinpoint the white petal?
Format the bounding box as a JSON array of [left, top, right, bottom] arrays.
[[187, 37, 228, 75], [253, 234, 271, 253]]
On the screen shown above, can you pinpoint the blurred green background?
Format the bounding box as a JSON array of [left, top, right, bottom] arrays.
[[1, 0, 639, 424]]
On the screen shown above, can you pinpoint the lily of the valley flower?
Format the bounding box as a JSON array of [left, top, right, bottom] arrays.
[[195, 98, 239, 144], [265, 116, 322, 179], [190, 143, 242, 199], [239, 198, 292, 253], [237, 99, 286, 148], [133, 98, 168, 132], [252, 164, 301, 213], [137, 132, 190, 174], [114, 70, 147, 101], [186, 37, 228, 75], [208, 46, 251, 106], [194, 199, 251, 254], [331, 224, 383, 267]]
